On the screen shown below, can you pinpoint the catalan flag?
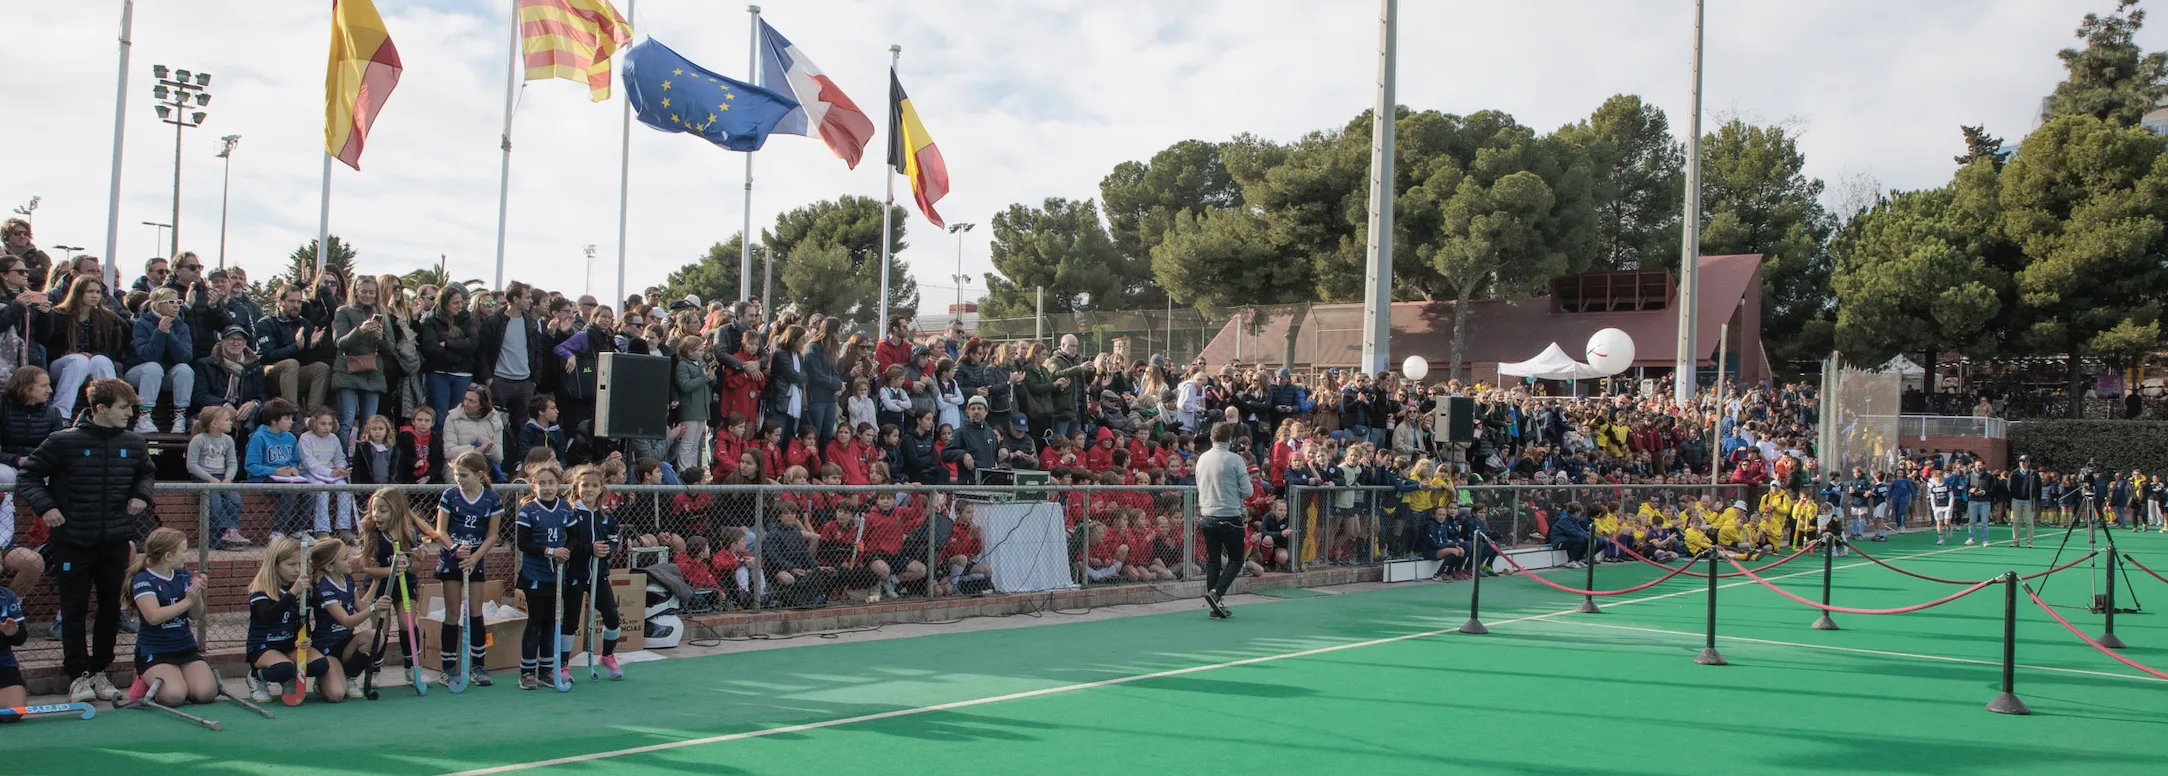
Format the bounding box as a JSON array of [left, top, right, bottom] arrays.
[[886, 70, 949, 229], [326, 0, 403, 170], [518, 0, 632, 102]]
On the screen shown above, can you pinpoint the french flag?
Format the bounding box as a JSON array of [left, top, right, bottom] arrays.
[[758, 20, 875, 168]]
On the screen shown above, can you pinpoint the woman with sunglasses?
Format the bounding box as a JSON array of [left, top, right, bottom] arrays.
[[0, 256, 50, 383], [0, 219, 49, 294], [377, 274, 426, 422], [417, 286, 478, 430]]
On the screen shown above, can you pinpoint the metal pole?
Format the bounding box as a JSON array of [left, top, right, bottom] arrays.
[[742, 5, 762, 304], [876, 45, 901, 329], [1577, 524, 1601, 613], [1672, 0, 1704, 411], [196, 492, 212, 648], [1694, 548, 1725, 665], [217, 140, 234, 271], [317, 152, 333, 275], [1288, 486, 1304, 573], [1712, 322, 1727, 487], [2100, 545, 2126, 649], [492, 0, 520, 288], [170, 113, 183, 258], [1358, 0, 1396, 376], [1034, 286, 1044, 342], [102, 0, 135, 290], [749, 494, 764, 612], [1458, 528, 1489, 634], [1181, 489, 1195, 586], [615, 0, 638, 311], [1988, 574, 2030, 714], [1812, 536, 1839, 630]]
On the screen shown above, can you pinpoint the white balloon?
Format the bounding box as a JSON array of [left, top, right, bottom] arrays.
[[1401, 355, 1429, 382], [1585, 328, 1636, 375]]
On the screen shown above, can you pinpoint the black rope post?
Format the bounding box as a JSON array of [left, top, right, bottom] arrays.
[[1694, 549, 1726, 665], [1459, 530, 1489, 635], [1577, 527, 1602, 614], [1812, 536, 1839, 631], [1987, 572, 2030, 715], [2099, 545, 2127, 650]]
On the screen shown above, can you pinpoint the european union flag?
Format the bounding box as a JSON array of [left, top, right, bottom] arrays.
[[623, 38, 800, 152]]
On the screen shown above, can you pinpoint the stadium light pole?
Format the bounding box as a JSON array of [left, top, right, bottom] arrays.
[[948, 222, 974, 318], [215, 134, 240, 270], [1358, 0, 1397, 377], [102, 0, 137, 292], [11, 196, 38, 225], [52, 245, 84, 262], [153, 65, 213, 259], [1672, 0, 1704, 410], [140, 221, 170, 260]]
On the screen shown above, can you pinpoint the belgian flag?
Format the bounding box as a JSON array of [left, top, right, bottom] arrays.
[[887, 70, 949, 228]]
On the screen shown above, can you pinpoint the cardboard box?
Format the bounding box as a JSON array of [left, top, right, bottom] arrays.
[[412, 580, 521, 671], [571, 572, 646, 654]]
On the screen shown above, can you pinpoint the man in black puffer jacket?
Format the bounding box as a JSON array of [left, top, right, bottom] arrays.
[[17, 378, 157, 704]]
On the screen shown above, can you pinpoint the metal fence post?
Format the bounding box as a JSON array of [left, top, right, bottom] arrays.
[[1181, 489, 1196, 585], [750, 494, 765, 612], [1288, 485, 1305, 573], [927, 489, 943, 600], [1080, 489, 1094, 586], [1509, 490, 1523, 550], [1367, 490, 1381, 564], [196, 486, 211, 648]]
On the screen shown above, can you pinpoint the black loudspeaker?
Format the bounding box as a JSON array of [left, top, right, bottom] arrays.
[[1443, 396, 1477, 443], [595, 352, 672, 439]]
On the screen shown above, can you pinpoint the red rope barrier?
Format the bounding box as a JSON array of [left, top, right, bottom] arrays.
[[2016, 552, 2104, 582], [1617, 540, 1817, 578], [2121, 554, 2168, 586], [1485, 541, 1703, 597], [1722, 554, 1999, 615], [2021, 583, 2168, 682]]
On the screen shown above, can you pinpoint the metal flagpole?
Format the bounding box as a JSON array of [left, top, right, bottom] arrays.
[[877, 44, 900, 332], [1672, 0, 1704, 410], [1359, 0, 1397, 377], [317, 153, 332, 274], [740, 5, 761, 303], [102, 0, 136, 290], [614, 0, 637, 309], [492, 0, 520, 287]]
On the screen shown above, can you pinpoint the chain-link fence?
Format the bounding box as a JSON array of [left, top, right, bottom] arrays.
[[1286, 483, 1762, 572], [1831, 363, 1901, 474]]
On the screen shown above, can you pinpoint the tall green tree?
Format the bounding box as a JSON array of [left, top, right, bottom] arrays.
[[980, 198, 1126, 318], [657, 195, 915, 323], [1954, 125, 2010, 170], [1406, 118, 1597, 380], [2046, 0, 2168, 126], [1098, 138, 1238, 301], [662, 235, 749, 307], [1555, 94, 1684, 271], [1697, 120, 1838, 364], [287, 235, 357, 286], [1827, 186, 2005, 372], [1996, 114, 2168, 415]]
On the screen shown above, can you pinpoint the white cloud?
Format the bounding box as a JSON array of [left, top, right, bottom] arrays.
[[0, 0, 2133, 306]]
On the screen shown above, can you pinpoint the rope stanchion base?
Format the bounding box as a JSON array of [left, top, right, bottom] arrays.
[[1694, 647, 1727, 666], [1986, 692, 2031, 716], [1576, 597, 1602, 614], [1458, 617, 1489, 635], [2098, 632, 2127, 650], [1811, 612, 1839, 631]]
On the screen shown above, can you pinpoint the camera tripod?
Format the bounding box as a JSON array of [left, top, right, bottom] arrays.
[[2037, 490, 2142, 647]]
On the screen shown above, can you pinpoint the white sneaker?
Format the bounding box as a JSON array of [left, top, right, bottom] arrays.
[[69, 675, 98, 704], [169, 415, 190, 435], [345, 681, 364, 699], [247, 674, 271, 703], [131, 413, 157, 434], [1963, 538, 1974, 545], [89, 672, 121, 701]]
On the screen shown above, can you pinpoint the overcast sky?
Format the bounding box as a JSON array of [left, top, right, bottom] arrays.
[[0, 1, 2140, 309]]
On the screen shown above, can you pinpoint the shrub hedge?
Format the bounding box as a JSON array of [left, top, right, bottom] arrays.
[[2008, 420, 2168, 474]]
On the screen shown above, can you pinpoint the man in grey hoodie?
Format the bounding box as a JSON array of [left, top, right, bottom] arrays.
[[1196, 422, 1248, 619]]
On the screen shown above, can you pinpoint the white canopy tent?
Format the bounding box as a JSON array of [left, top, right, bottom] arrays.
[[1498, 343, 1610, 381], [1875, 354, 1928, 391]]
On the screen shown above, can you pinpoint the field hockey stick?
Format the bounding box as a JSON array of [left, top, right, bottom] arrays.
[[121, 678, 222, 731], [552, 559, 570, 692], [586, 558, 600, 680], [283, 566, 309, 707], [0, 702, 95, 721], [358, 572, 392, 701], [449, 552, 473, 693], [393, 542, 427, 696], [209, 668, 276, 719]]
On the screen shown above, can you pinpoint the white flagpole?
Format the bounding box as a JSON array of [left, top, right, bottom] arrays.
[[492, 0, 521, 288], [1673, 0, 1704, 411], [317, 153, 332, 275], [614, 0, 637, 309], [102, 0, 135, 290], [740, 5, 761, 303], [877, 44, 900, 333]]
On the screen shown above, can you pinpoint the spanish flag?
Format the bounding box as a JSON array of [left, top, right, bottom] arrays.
[[326, 0, 403, 170], [887, 70, 949, 228], [518, 0, 632, 102]]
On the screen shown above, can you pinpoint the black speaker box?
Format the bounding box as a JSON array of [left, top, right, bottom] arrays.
[[1443, 396, 1477, 443], [596, 352, 673, 439]]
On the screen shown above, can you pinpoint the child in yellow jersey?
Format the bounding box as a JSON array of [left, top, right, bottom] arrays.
[[1760, 487, 1791, 518], [1789, 497, 1820, 549], [1682, 517, 1713, 555]]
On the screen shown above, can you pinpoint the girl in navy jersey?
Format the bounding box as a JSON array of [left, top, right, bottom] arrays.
[[0, 583, 25, 715], [434, 451, 503, 687], [358, 487, 431, 678], [309, 539, 389, 701], [244, 537, 323, 703], [126, 527, 216, 707], [567, 465, 624, 680], [515, 462, 572, 690]]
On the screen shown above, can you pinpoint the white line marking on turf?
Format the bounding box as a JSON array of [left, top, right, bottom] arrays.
[[440, 544, 1974, 776], [1541, 618, 2164, 684]]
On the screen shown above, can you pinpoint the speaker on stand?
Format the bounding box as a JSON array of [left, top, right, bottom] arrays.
[[596, 352, 673, 440]]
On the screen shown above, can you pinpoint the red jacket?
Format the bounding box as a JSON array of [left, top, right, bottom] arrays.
[[861, 506, 922, 556], [941, 524, 981, 560], [712, 430, 744, 471], [675, 553, 718, 588], [783, 440, 822, 475], [874, 338, 913, 375], [1122, 527, 1155, 565], [826, 439, 872, 485], [718, 349, 764, 427]]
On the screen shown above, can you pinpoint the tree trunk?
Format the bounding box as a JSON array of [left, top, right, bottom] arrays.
[[1280, 302, 1312, 374], [1921, 349, 1937, 410], [1450, 290, 1471, 384], [2067, 349, 2083, 419]]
